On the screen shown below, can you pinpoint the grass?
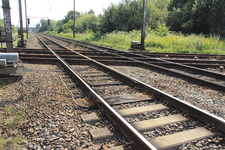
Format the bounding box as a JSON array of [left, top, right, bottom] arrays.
[[0, 106, 25, 149], [46, 28, 225, 55], [3, 106, 25, 129], [0, 136, 22, 149], [23, 95, 29, 102]]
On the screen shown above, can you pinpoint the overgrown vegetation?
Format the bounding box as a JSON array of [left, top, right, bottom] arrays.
[[37, 0, 225, 54], [48, 26, 225, 54]]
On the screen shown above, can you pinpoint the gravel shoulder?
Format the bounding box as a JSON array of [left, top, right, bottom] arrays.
[[26, 34, 44, 49], [0, 64, 104, 149]]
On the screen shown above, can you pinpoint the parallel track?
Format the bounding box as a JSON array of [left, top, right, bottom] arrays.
[[29, 33, 225, 92], [32, 33, 225, 150], [43, 33, 225, 65]]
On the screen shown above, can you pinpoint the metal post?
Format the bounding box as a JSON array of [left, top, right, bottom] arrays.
[[2, 0, 13, 52], [141, 0, 146, 50], [73, 0, 75, 38], [18, 0, 24, 47], [24, 0, 28, 39]]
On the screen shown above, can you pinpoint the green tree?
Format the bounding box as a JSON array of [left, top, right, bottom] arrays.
[[193, 0, 225, 36], [38, 19, 48, 32], [99, 0, 142, 33], [62, 10, 80, 24], [99, 0, 170, 34], [167, 0, 195, 33], [35, 23, 41, 30], [62, 20, 73, 32], [167, 0, 225, 36], [38, 19, 56, 32], [75, 13, 98, 33], [56, 20, 63, 33], [88, 9, 95, 14], [147, 0, 170, 29]]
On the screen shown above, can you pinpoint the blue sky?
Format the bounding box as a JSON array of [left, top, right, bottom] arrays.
[[1, 0, 122, 27]]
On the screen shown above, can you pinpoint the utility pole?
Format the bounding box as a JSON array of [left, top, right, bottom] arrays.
[[18, 0, 24, 47], [73, 0, 75, 38], [2, 0, 13, 52], [141, 0, 146, 50], [24, 0, 28, 39]]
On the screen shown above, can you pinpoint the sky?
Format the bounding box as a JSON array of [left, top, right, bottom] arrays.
[[0, 0, 122, 28]]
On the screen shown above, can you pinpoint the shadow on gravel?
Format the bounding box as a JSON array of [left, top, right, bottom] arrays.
[[0, 76, 21, 88]]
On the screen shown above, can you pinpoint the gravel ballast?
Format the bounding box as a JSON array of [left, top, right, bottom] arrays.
[[0, 64, 128, 149], [2, 34, 224, 149], [110, 65, 225, 120]]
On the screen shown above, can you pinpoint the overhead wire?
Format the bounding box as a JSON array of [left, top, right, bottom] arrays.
[[46, 0, 57, 10]]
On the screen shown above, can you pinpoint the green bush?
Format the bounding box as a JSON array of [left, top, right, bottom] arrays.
[[48, 27, 225, 54]]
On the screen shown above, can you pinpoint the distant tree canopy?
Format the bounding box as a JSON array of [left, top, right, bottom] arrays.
[[35, 23, 41, 30], [38, 19, 57, 32], [35, 0, 225, 37], [74, 13, 98, 33], [99, 0, 170, 34], [62, 10, 80, 24], [167, 0, 225, 36], [88, 9, 95, 15]]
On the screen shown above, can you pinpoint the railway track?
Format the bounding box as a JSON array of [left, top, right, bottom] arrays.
[[43, 33, 225, 64], [11, 47, 225, 68], [29, 33, 225, 149], [23, 33, 225, 93]]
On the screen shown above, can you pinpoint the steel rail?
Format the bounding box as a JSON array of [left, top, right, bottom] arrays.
[[13, 48, 224, 68], [44, 34, 225, 80], [130, 53, 225, 60], [70, 35, 225, 79], [130, 51, 225, 59], [33, 33, 157, 150], [37, 33, 225, 135], [5, 47, 225, 59], [43, 34, 225, 92], [41, 34, 225, 58], [14, 48, 225, 65]]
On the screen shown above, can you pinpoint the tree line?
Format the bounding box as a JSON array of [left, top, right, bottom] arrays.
[[167, 0, 225, 36], [35, 0, 225, 37]]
